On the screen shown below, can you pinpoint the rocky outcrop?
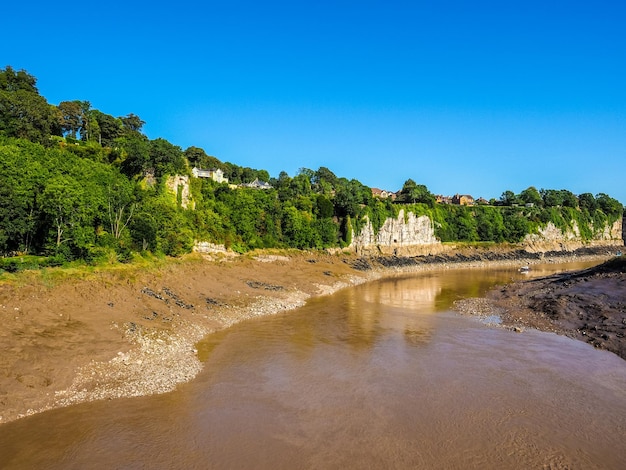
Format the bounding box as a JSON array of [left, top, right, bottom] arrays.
[[523, 220, 623, 253], [350, 210, 444, 256], [193, 241, 228, 254], [351, 212, 624, 256], [166, 175, 192, 209]]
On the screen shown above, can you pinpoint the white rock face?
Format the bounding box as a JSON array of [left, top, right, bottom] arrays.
[[166, 175, 192, 209], [525, 222, 579, 243], [193, 242, 228, 253], [523, 220, 623, 252], [597, 219, 623, 241], [351, 212, 624, 255], [351, 210, 440, 255]]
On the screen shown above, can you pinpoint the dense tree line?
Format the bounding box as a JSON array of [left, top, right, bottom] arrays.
[[0, 66, 623, 266]]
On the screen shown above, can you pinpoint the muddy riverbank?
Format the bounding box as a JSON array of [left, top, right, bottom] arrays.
[[456, 256, 626, 361], [0, 245, 619, 424]]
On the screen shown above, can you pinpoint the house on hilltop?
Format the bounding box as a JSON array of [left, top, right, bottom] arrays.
[[192, 167, 229, 184], [371, 188, 394, 199], [241, 178, 272, 190], [452, 194, 475, 206]]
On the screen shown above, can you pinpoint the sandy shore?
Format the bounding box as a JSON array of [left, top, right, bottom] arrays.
[[0, 247, 620, 424]]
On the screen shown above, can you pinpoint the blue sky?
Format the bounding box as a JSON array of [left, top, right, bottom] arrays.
[[3, 1, 625, 202]]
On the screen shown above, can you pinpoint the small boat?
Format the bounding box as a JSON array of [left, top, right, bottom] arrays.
[[519, 265, 530, 273]]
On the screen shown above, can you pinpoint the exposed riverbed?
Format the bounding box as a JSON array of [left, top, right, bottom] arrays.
[[2, 261, 625, 469]]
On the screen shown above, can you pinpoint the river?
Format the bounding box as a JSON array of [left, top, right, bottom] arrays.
[[1, 262, 625, 469]]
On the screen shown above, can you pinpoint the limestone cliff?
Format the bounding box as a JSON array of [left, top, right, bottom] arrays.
[[166, 175, 192, 209], [523, 220, 623, 253], [350, 210, 444, 256], [351, 211, 624, 256]]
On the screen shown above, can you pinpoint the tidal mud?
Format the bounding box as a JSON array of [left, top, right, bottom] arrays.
[[457, 257, 626, 361]]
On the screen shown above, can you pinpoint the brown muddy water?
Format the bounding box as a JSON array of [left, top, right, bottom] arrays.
[[1, 262, 626, 469]]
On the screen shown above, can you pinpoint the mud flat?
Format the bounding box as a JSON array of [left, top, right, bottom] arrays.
[[456, 256, 626, 361], [0, 251, 379, 424]]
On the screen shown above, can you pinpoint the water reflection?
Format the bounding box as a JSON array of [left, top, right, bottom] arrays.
[[363, 274, 442, 311]]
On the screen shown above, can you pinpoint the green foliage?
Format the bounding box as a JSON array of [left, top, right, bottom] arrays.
[[596, 193, 623, 218], [366, 198, 398, 235], [499, 190, 519, 206], [184, 146, 223, 169], [118, 134, 150, 177], [0, 67, 60, 143], [57, 100, 91, 140], [397, 179, 435, 206], [518, 186, 542, 207], [341, 216, 353, 246], [91, 110, 123, 147], [222, 161, 269, 185], [149, 138, 185, 177], [475, 206, 506, 242]]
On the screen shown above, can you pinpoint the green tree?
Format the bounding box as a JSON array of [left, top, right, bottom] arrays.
[[118, 135, 150, 177], [560, 190, 578, 208], [314, 217, 338, 247], [315, 194, 334, 219], [0, 141, 45, 253], [106, 176, 136, 239], [451, 207, 478, 241], [313, 166, 339, 194], [500, 190, 519, 206], [91, 110, 122, 147], [149, 138, 185, 176], [398, 179, 435, 206], [130, 211, 158, 251], [519, 186, 542, 207], [120, 113, 145, 134], [275, 171, 293, 201], [0, 66, 38, 92], [40, 175, 90, 249], [281, 205, 318, 248], [475, 206, 506, 242], [540, 189, 563, 207], [57, 100, 90, 139], [578, 193, 598, 213], [184, 146, 222, 169], [289, 173, 313, 198], [334, 178, 372, 217], [596, 193, 623, 217], [0, 67, 59, 143], [502, 208, 530, 242]]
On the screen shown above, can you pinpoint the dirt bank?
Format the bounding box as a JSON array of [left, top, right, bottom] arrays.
[[0, 251, 380, 424], [0, 245, 619, 424], [456, 257, 626, 361]]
